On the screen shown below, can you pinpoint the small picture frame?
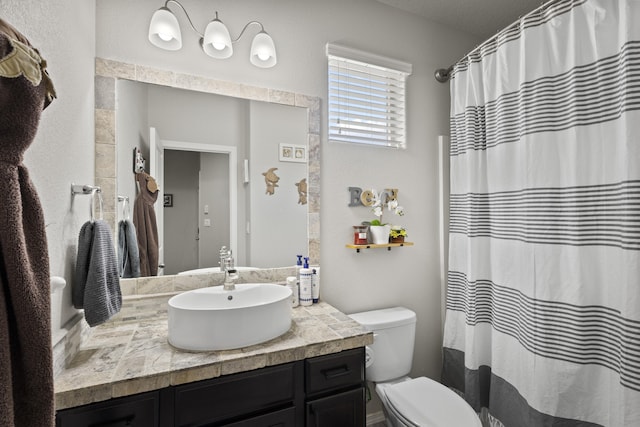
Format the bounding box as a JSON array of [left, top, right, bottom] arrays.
[[279, 143, 307, 163], [164, 194, 173, 207]]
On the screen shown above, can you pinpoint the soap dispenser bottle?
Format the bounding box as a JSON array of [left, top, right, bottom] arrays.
[[299, 257, 313, 306], [295, 255, 303, 283]]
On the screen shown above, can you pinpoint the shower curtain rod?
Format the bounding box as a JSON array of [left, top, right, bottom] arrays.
[[434, 0, 555, 83]]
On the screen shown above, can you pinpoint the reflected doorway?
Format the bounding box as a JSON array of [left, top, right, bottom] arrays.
[[160, 141, 237, 275]]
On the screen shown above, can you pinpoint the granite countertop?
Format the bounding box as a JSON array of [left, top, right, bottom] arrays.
[[54, 301, 373, 411]]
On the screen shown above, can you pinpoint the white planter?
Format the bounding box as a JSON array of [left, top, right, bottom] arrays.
[[369, 225, 391, 244]]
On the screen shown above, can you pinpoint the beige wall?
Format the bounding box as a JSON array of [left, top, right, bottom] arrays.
[[116, 79, 149, 208], [92, 0, 476, 381], [93, 0, 479, 398], [0, 1, 96, 343], [249, 101, 308, 268], [2, 0, 482, 416]]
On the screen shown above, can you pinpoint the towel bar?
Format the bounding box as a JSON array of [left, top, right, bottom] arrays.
[[71, 184, 101, 195]]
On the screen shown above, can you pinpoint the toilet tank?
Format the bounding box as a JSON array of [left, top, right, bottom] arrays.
[[349, 307, 416, 382]]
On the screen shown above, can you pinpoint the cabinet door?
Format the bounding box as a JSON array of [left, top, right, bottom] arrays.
[[306, 388, 365, 427], [56, 391, 159, 427]]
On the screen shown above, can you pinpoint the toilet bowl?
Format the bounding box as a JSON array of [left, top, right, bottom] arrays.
[[376, 377, 481, 426], [349, 307, 481, 427]]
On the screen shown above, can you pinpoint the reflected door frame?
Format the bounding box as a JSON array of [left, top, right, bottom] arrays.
[[158, 139, 238, 271], [150, 127, 165, 275]]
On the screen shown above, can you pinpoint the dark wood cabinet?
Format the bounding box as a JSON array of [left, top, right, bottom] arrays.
[[304, 348, 365, 427], [56, 348, 366, 427]]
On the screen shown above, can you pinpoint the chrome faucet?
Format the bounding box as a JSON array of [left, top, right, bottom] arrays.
[[223, 256, 238, 291], [219, 246, 232, 272]]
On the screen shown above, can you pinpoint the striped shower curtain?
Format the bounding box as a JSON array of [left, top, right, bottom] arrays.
[[441, 0, 640, 426]]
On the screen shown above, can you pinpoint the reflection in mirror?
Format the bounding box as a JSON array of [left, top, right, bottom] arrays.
[[116, 82, 307, 274], [95, 58, 320, 280]]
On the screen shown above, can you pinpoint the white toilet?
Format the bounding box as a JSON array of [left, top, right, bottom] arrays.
[[349, 307, 481, 427]]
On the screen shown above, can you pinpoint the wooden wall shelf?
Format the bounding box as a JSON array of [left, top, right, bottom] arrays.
[[345, 242, 414, 253]]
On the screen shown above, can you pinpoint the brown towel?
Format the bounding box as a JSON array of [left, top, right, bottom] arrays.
[[133, 172, 159, 276], [0, 20, 55, 427]]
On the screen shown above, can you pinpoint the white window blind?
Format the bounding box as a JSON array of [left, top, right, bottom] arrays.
[[327, 44, 412, 149]]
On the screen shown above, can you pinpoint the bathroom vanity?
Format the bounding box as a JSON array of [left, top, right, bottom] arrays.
[[54, 302, 371, 427], [56, 348, 365, 426]]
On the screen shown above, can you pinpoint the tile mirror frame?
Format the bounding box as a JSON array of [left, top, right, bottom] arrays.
[[94, 58, 321, 277]]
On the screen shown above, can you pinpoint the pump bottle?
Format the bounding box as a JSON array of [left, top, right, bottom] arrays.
[[299, 257, 313, 306]]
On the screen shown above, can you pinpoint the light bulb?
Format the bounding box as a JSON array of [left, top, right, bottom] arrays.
[[250, 31, 277, 68], [148, 7, 182, 50], [202, 17, 233, 59]]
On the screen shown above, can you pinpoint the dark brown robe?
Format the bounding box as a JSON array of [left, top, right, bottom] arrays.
[[0, 19, 56, 427], [133, 172, 159, 276]]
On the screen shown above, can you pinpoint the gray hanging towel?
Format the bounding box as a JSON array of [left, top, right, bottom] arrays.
[[73, 220, 122, 327], [118, 219, 141, 278]]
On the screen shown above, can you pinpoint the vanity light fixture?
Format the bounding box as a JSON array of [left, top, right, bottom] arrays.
[[148, 0, 277, 68]]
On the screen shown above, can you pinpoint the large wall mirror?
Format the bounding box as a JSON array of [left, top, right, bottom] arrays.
[[95, 58, 320, 278]]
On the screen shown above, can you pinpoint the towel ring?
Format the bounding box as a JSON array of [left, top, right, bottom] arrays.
[[118, 195, 130, 220], [90, 188, 104, 222], [71, 183, 104, 222]]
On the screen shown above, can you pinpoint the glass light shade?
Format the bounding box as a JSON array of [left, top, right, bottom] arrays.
[[148, 7, 182, 50], [250, 31, 277, 68], [202, 19, 233, 59]]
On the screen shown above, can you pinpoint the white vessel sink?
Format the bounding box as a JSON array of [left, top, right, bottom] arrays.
[[168, 283, 292, 351]]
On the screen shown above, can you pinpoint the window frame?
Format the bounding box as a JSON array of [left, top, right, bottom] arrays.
[[326, 44, 412, 149]]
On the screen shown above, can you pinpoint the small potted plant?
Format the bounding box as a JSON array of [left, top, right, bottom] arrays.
[[367, 193, 404, 244], [366, 218, 391, 244], [389, 225, 407, 243]]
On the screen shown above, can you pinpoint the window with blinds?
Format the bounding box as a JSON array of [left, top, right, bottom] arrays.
[[327, 44, 412, 149]]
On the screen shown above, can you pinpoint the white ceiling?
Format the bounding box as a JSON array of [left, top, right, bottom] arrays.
[[376, 0, 544, 39]]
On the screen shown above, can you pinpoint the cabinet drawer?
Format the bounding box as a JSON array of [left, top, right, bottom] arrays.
[[56, 390, 159, 427], [306, 387, 365, 427], [305, 348, 364, 396], [173, 362, 298, 426]]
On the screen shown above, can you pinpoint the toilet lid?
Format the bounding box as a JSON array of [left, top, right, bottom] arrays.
[[384, 377, 481, 427]]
